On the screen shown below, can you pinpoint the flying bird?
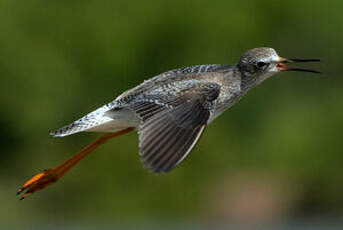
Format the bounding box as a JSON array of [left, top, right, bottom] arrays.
[[17, 47, 320, 200]]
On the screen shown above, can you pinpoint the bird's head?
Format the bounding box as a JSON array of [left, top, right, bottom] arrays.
[[237, 47, 320, 85]]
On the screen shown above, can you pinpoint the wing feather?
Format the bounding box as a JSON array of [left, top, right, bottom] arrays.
[[131, 80, 221, 173]]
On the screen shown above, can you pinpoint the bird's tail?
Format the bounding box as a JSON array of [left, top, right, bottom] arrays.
[[50, 106, 112, 137]]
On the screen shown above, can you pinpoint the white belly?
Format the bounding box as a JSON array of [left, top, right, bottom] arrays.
[[87, 108, 140, 133]]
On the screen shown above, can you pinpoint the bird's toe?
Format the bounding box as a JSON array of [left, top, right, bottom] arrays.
[[17, 169, 59, 200]]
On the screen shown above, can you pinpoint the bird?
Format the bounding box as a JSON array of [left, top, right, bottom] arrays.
[[17, 47, 320, 200]]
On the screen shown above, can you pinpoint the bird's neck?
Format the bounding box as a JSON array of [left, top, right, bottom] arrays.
[[240, 72, 274, 93], [241, 74, 259, 92]]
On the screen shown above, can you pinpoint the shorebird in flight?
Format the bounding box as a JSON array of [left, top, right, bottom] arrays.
[[17, 47, 320, 200]]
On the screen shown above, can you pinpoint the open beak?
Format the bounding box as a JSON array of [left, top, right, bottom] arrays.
[[277, 57, 321, 74]]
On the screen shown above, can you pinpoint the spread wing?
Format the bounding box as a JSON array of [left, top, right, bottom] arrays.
[[130, 80, 221, 173]]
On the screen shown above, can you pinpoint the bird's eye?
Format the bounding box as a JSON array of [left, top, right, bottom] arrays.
[[257, 61, 267, 68]]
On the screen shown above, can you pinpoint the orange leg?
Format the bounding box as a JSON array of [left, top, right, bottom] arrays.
[[17, 127, 134, 200]]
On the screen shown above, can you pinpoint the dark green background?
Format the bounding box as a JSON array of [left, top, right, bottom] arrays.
[[1, 0, 342, 228]]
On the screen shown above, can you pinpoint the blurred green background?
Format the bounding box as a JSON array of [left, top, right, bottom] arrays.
[[1, 0, 342, 229]]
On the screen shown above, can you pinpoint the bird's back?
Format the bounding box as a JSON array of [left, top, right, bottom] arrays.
[[115, 64, 234, 104]]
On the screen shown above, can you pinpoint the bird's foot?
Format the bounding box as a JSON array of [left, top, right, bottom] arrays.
[[17, 169, 59, 200]]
